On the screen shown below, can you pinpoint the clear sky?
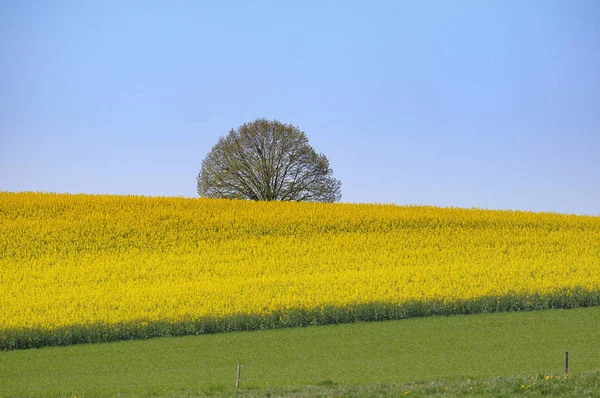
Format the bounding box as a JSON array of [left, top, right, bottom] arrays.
[[1, 0, 599, 215]]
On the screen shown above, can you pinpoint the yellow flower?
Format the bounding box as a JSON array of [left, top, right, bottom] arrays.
[[1, 192, 599, 345]]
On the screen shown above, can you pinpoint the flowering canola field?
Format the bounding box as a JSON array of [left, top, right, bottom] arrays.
[[1, 192, 599, 349]]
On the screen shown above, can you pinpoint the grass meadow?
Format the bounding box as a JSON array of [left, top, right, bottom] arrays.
[[1, 306, 599, 397]]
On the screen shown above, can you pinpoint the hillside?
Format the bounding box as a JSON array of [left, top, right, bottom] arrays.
[[1, 192, 599, 349]]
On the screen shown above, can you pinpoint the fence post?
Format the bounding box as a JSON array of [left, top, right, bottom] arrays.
[[565, 352, 569, 373], [236, 364, 242, 388]]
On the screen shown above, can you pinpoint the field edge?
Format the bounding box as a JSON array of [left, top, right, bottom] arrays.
[[3, 287, 599, 350]]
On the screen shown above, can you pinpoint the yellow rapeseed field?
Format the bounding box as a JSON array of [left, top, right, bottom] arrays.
[[1, 192, 599, 348]]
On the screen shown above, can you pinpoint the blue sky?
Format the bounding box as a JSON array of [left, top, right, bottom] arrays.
[[1, 0, 599, 215]]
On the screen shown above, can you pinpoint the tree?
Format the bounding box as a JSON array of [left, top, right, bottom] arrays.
[[197, 118, 342, 202]]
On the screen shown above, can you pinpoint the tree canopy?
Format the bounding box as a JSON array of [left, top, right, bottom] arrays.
[[197, 119, 341, 202]]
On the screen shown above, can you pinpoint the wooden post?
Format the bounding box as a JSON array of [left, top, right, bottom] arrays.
[[565, 352, 569, 373], [236, 364, 242, 388]]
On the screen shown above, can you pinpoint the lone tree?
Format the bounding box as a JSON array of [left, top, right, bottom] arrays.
[[197, 118, 341, 202]]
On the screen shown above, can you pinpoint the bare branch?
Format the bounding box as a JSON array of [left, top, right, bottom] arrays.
[[198, 119, 341, 202]]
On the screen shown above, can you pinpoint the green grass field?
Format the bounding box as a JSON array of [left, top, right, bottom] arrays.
[[1, 307, 599, 397]]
